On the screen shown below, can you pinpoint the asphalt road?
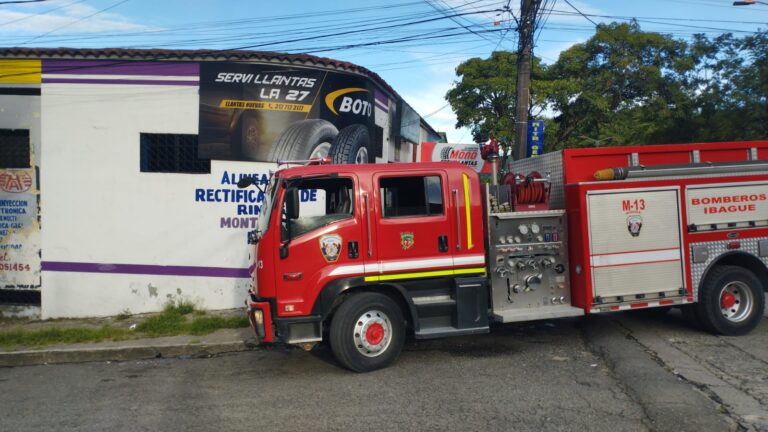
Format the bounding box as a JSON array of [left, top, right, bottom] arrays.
[[1, 309, 766, 432]]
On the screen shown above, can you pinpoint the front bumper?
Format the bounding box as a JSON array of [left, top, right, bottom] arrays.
[[246, 290, 274, 343]]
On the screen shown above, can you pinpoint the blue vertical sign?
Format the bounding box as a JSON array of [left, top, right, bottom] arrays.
[[527, 120, 545, 158]]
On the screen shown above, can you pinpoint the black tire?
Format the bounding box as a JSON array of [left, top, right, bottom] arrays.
[[266, 119, 338, 162], [330, 124, 370, 164], [329, 292, 405, 372], [237, 111, 261, 159], [681, 304, 702, 329], [694, 265, 765, 336], [634, 306, 671, 319]]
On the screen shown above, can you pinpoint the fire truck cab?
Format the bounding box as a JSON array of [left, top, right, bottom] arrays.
[[244, 141, 767, 372]]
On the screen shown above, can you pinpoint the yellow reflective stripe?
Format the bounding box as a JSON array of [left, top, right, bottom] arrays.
[[0, 60, 41, 84], [462, 173, 473, 249], [363, 267, 486, 282]]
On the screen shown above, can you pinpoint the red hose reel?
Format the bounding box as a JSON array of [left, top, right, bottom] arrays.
[[502, 170, 551, 211]]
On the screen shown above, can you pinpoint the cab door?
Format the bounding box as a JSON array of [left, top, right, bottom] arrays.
[[273, 174, 364, 318], [372, 171, 455, 276]]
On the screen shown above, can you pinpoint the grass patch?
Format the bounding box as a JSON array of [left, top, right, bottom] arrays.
[[187, 316, 249, 335], [0, 300, 249, 349], [137, 308, 248, 336], [135, 310, 186, 336], [0, 326, 131, 349], [166, 299, 196, 315]]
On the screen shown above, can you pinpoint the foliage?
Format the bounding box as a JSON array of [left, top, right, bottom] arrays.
[[446, 51, 548, 144], [446, 21, 768, 150]]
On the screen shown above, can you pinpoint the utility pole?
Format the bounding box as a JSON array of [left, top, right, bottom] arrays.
[[514, 0, 539, 159]]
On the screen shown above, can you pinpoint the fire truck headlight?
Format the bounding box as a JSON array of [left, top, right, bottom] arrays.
[[253, 310, 265, 338]]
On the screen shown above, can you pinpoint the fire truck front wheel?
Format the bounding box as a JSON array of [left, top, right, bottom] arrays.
[[329, 292, 405, 372], [695, 265, 765, 336]]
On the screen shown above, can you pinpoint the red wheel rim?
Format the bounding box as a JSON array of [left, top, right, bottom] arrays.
[[365, 322, 385, 346], [721, 291, 737, 309]]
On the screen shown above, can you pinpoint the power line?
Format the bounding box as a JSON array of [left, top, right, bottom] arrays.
[[0, 0, 88, 29], [19, 0, 132, 45], [0, 0, 49, 4], [425, 0, 498, 43], [562, 0, 598, 26]]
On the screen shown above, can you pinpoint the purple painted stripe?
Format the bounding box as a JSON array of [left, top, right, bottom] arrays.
[[375, 99, 389, 112], [43, 60, 199, 76], [374, 88, 388, 106], [42, 78, 198, 86], [41, 261, 249, 278]]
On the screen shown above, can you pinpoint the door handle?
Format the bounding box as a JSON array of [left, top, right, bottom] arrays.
[[348, 241, 359, 259], [438, 235, 448, 252], [283, 272, 302, 281]]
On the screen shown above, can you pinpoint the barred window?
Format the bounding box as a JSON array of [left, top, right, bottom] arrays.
[[0, 129, 31, 169], [0, 289, 40, 306], [140, 133, 210, 174]]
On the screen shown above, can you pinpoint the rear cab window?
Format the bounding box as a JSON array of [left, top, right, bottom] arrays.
[[380, 175, 444, 218]]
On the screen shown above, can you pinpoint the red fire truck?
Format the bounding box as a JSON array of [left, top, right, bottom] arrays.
[[240, 141, 767, 372]]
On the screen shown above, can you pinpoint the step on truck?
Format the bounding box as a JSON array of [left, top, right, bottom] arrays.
[[240, 141, 768, 372]]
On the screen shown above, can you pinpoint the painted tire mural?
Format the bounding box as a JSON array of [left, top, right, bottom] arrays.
[[330, 124, 370, 164], [266, 119, 338, 162]]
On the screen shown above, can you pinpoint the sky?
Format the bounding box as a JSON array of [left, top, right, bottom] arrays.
[[0, 0, 767, 143]]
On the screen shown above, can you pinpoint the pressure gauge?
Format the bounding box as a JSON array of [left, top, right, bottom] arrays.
[[531, 223, 541, 234], [506, 235, 515, 244], [498, 236, 506, 244], [514, 236, 522, 243], [518, 224, 529, 235]]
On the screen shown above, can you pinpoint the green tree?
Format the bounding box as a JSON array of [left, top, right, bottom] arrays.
[[446, 22, 766, 152], [446, 51, 548, 144], [547, 21, 694, 148]]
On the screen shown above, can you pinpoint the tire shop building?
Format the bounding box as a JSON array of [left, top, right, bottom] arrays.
[[0, 48, 443, 318]]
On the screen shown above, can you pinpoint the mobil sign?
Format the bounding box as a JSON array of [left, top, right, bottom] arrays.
[[420, 142, 487, 173]]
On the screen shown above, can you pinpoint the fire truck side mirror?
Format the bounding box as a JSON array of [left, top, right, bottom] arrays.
[[237, 177, 254, 188], [285, 188, 300, 220]]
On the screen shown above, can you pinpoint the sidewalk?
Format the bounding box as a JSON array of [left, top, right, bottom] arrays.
[[0, 309, 257, 367]]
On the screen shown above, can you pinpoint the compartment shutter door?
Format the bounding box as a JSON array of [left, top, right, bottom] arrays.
[[587, 188, 684, 299]]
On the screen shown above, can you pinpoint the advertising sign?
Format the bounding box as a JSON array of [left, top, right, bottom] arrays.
[[0, 182, 39, 287], [686, 183, 768, 226], [428, 143, 485, 172], [198, 63, 385, 164], [527, 120, 544, 158]]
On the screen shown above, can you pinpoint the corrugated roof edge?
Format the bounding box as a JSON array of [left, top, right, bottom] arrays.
[[0, 46, 443, 140], [0, 46, 397, 93]]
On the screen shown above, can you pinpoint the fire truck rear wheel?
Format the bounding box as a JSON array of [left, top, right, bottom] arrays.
[[695, 265, 765, 336], [330, 124, 370, 164], [267, 119, 338, 162], [329, 292, 405, 372]]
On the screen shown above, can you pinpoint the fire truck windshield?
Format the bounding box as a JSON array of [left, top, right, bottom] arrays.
[[257, 176, 278, 237]]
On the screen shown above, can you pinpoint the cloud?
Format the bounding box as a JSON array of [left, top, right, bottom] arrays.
[[402, 79, 474, 143], [0, 0, 152, 37]]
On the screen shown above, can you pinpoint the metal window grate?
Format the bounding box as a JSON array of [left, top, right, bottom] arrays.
[[0, 129, 31, 169], [0, 289, 40, 306], [140, 133, 210, 174]]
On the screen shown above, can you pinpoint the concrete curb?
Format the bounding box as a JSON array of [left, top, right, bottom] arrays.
[[0, 329, 256, 367]]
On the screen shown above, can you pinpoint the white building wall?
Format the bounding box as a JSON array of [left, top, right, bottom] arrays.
[[40, 83, 265, 318]]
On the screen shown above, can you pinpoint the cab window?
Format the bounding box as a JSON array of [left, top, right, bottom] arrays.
[[380, 175, 443, 218]]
